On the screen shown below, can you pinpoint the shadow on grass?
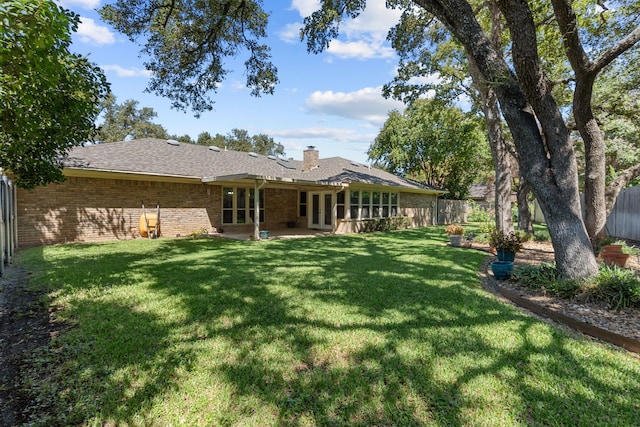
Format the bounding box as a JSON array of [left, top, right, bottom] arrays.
[[17, 228, 640, 426]]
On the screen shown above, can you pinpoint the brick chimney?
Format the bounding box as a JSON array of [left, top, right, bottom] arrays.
[[303, 146, 319, 171]]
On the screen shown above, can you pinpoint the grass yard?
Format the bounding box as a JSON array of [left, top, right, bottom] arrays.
[[16, 227, 640, 426]]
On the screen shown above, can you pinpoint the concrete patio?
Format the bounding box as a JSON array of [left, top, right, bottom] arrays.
[[210, 227, 334, 241]]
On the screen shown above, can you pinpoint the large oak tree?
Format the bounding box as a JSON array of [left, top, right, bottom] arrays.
[[100, 0, 640, 279]]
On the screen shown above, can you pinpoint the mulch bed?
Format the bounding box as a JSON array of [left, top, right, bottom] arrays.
[[469, 240, 640, 354], [0, 266, 64, 426]]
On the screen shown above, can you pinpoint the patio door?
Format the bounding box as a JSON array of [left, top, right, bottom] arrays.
[[309, 191, 333, 230]]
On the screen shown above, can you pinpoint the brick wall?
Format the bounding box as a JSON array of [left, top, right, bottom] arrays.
[[17, 176, 437, 247], [17, 177, 303, 247], [17, 177, 222, 247], [264, 188, 298, 228]]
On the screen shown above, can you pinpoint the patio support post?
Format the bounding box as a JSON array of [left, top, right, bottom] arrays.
[[254, 178, 267, 240]]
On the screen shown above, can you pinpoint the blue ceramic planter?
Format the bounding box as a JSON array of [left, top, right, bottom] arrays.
[[491, 261, 513, 280], [497, 249, 515, 262]]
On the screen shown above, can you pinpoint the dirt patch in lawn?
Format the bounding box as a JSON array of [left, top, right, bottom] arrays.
[[0, 264, 64, 427]]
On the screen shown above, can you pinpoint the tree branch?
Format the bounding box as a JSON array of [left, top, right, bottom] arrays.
[[549, 0, 591, 74], [592, 25, 640, 73]]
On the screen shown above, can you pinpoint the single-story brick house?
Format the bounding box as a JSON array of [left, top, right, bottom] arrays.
[[16, 138, 445, 246]]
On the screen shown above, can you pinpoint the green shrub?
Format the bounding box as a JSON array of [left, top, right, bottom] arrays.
[[360, 216, 411, 233], [512, 262, 640, 310], [589, 265, 640, 310], [533, 229, 551, 242], [512, 263, 555, 287], [512, 263, 580, 298], [478, 221, 495, 234], [468, 201, 492, 222], [515, 230, 532, 243]]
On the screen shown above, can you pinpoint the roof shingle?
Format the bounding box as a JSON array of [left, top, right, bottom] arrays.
[[64, 138, 443, 193]]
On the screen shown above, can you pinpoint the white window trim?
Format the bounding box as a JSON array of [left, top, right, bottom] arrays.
[[222, 186, 264, 225], [347, 189, 399, 220]]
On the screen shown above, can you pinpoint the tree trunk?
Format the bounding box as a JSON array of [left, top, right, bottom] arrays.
[[517, 178, 533, 234], [412, 0, 599, 279], [468, 56, 513, 234], [549, 0, 640, 242], [472, 2, 513, 234], [575, 80, 607, 245]]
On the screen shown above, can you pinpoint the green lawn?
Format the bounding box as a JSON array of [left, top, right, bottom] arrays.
[[17, 228, 640, 426]]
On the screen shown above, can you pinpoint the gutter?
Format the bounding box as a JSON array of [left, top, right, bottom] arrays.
[[202, 173, 344, 187]]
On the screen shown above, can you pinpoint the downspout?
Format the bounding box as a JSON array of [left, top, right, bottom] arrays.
[[254, 178, 267, 240]]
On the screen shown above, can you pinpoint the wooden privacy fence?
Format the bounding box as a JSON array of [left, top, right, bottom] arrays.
[[533, 186, 640, 242], [438, 199, 468, 224], [0, 175, 17, 276]]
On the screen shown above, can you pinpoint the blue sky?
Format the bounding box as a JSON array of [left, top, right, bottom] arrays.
[[56, 0, 415, 164]]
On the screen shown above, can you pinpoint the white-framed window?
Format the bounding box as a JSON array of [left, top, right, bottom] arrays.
[[223, 187, 264, 224], [348, 190, 399, 219]]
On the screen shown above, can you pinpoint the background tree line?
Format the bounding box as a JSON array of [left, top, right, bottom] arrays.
[[96, 94, 286, 157]]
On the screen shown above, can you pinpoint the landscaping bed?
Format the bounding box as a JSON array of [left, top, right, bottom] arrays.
[[479, 240, 640, 345]]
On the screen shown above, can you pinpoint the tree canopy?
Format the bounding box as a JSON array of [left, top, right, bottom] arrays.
[[100, 0, 278, 116], [0, 0, 109, 188], [369, 99, 490, 199], [196, 129, 285, 156], [97, 94, 170, 143]]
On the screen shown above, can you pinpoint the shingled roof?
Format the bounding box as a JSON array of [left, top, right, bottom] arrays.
[[63, 138, 443, 193]]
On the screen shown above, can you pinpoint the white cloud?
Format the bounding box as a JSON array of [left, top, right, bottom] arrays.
[[265, 127, 379, 163], [77, 17, 115, 45], [305, 86, 405, 126], [342, 2, 402, 38], [327, 40, 395, 60], [277, 22, 303, 44], [230, 80, 246, 91], [266, 127, 377, 154], [289, 0, 321, 17], [100, 65, 152, 78], [56, 0, 100, 9], [407, 74, 442, 86], [287, 1, 402, 60], [268, 127, 358, 140]]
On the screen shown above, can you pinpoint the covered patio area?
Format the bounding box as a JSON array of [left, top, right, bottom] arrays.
[[211, 227, 334, 241]]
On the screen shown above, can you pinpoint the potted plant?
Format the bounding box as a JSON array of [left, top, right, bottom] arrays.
[[489, 230, 524, 262], [490, 260, 514, 280], [599, 239, 632, 267], [445, 224, 465, 247]]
